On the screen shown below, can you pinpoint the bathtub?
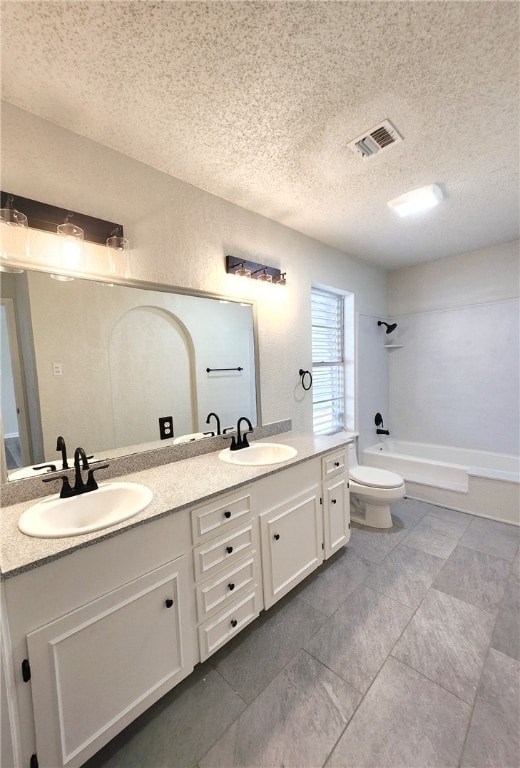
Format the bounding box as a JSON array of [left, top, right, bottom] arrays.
[[363, 439, 520, 526]]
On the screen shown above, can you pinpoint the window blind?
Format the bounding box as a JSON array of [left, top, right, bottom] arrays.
[[311, 288, 345, 435]]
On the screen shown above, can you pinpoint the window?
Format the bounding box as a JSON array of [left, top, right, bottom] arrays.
[[311, 287, 345, 434]]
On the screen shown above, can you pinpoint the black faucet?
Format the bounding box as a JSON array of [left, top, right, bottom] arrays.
[[73, 447, 90, 492], [206, 412, 221, 435], [42, 447, 109, 498], [375, 412, 390, 436], [224, 417, 254, 451], [56, 435, 68, 469]]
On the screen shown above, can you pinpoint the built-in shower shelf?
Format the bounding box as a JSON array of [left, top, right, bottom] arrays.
[[384, 344, 403, 349]]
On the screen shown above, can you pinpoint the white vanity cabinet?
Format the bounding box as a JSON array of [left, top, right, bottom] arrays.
[[191, 490, 262, 661], [3, 511, 197, 768], [26, 557, 191, 768], [2, 438, 354, 768], [260, 487, 323, 609], [257, 447, 351, 609], [321, 447, 351, 558]]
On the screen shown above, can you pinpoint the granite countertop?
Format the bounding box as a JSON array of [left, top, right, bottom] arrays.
[[0, 431, 356, 579]]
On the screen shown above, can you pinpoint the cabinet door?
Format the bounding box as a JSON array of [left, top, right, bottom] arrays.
[[323, 475, 350, 558], [260, 489, 323, 609], [27, 557, 193, 768]]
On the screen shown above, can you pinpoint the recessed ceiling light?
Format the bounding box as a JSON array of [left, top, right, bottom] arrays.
[[387, 184, 443, 217]]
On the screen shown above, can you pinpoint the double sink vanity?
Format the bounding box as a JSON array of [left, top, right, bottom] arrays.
[[1, 430, 356, 768]]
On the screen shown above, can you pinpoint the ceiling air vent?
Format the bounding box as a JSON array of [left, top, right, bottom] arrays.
[[347, 119, 402, 159]]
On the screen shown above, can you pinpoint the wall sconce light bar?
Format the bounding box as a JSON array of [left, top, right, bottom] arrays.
[[226, 255, 284, 282], [0, 192, 123, 245]]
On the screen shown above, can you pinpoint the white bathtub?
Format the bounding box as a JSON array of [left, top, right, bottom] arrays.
[[363, 439, 520, 526]]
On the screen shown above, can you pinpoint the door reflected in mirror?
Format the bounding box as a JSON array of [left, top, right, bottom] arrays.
[[1, 271, 258, 481]]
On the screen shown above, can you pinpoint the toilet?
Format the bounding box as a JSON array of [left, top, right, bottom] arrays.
[[348, 443, 405, 528]]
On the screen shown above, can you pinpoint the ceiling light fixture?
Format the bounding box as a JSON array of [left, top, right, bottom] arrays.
[[387, 184, 443, 218]]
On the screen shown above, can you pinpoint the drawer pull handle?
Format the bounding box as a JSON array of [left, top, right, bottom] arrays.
[[224, 510, 231, 519], [165, 599, 174, 608], [231, 619, 238, 628], [334, 461, 340, 467], [228, 583, 235, 591], [331, 498, 337, 504], [274, 533, 280, 540], [226, 546, 234, 554]]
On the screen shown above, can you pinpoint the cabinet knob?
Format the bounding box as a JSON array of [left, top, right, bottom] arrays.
[[274, 533, 280, 540], [231, 619, 238, 628], [165, 599, 174, 608], [334, 461, 340, 467], [224, 510, 231, 519], [331, 498, 337, 504], [226, 546, 233, 554], [228, 583, 235, 591]]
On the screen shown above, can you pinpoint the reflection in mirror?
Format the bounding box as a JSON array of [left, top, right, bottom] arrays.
[[1, 271, 258, 480]]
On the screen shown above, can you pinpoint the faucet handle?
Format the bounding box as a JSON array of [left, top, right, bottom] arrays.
[[42, 474, 74, 498], [85, 463, 110, 492], [241, 431, 253, 449], [222, 434, 237, 450]]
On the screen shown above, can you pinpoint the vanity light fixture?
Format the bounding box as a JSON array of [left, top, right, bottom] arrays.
[[387, 184, 443, 217], [225, 255, 285, 285], [252, 267, 272, 283], [0, 191, 126, 279], [106, 225, 129, 251], [51, 214, 84, 281], [0, 194, 28, 272], [232, 261, 252, 278]]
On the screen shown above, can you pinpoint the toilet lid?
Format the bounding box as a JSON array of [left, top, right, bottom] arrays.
[[350, 466, 403, 489]]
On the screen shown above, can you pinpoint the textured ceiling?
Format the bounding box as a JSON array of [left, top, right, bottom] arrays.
[[1, 1, 519, 269]]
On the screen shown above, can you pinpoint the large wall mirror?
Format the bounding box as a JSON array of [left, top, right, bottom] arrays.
[[1, 270, 259, 481]]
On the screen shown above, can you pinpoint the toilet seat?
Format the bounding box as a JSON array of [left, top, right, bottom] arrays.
[[349, 465, 403, 489]]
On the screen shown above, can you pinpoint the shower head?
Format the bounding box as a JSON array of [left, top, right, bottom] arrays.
[[378, 321, 397, 334]]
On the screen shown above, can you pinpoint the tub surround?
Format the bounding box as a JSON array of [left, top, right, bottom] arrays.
[[1, 430, 357, 579]]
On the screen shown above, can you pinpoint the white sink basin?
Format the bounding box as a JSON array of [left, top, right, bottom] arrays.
[[218, 442, 297, 466], [18, 482, 153, 539]]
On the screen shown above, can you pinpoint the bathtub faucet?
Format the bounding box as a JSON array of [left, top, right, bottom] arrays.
[[375, 412, 390, 435]]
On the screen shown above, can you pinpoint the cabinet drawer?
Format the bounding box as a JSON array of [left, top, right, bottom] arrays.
[[196, 554, 257, 622], [193, 522, 255, 582], [198, 589, 261, 661], [322, 449, 347, 480], [191, 492, 252, 543]]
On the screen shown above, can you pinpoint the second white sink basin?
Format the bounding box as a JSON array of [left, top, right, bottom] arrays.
[[219, 442, 297, 466], [18, 482, 153, 539]]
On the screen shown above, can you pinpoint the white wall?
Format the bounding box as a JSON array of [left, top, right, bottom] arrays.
[[389, 240, 520, 455], [1, 103, 389, 445], [357, 313, 390, 453]]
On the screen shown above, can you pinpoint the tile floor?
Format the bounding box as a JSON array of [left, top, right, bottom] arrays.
[[85, 499, 520, 768]]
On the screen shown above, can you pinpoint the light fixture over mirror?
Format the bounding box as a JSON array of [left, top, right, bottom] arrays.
[[0, 194, 28, 271], [52, 214, 85, 280], [226, 255, 285, 284], [0, 191, 127, 280]]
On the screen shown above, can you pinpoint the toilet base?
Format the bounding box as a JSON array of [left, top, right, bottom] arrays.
[[350, 495, 393, 529]]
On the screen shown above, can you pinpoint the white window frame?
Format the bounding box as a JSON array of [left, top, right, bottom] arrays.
[[311, 287, 346, 435]]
